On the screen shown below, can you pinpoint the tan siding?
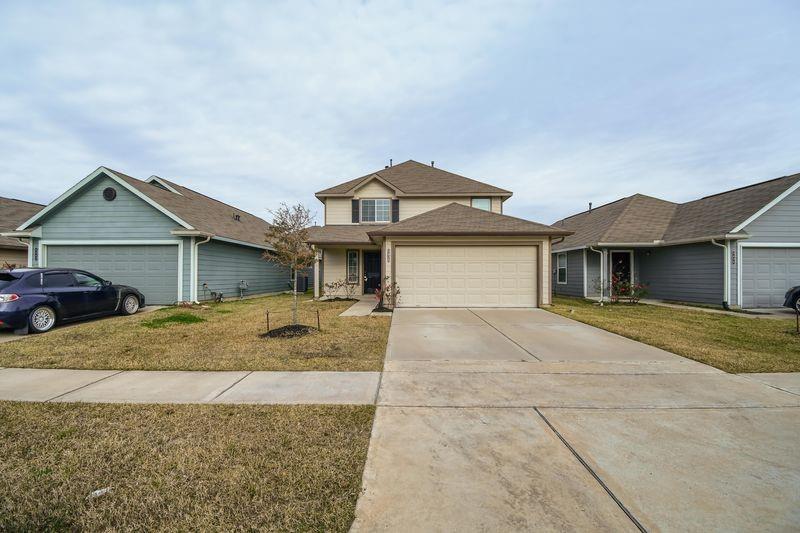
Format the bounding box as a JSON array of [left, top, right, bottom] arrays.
[[399, 197, 470, 220], [0, 247, 27, 267], [491, 197, 503, 213], [354, 180, 394, 198], [325, 198, 353, 225]]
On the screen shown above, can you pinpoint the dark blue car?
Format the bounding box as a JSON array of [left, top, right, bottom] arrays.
[[0, 268, 145, 334]]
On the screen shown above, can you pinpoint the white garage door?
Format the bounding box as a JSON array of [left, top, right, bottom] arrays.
[[395, 245, 538, 307], [741, 247, 800, 308]]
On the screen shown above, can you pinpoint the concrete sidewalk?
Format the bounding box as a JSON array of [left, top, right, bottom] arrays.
[[0, 368, 380, 405]]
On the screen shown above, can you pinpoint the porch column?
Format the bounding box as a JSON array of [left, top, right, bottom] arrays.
[[313, 247, 321, 299]]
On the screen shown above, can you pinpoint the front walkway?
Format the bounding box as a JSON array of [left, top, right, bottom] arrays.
[[338, 294, 377, 317], [352, 308, 800, 532]]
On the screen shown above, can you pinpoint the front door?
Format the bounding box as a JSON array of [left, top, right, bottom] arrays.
[[610, 251, 633, 295], [363, 251, 381, 294]]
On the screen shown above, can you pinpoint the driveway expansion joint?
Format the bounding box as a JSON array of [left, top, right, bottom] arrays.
[[467, 308, 542, 361], [534, 407, 647, 532]]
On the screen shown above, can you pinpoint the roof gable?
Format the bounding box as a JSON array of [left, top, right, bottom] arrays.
[[18, 167, 274, 249], [316, 160, 512, 197], [552, 172, 800, 250]]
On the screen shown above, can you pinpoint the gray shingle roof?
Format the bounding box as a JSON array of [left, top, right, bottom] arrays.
[[0, 197, 44, 249], [109, 170, 273, 247], [316, 160, 512, 197], [368, 202, 571, 237], [552, 173, 800, 250], [306, 225, 381, 245]]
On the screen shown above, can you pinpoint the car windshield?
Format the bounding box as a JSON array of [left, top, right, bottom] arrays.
[[0, 273, 21, 290]]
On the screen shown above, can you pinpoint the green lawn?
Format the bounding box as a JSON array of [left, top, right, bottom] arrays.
[[549, 296, 800, 373], [0, 293, 389, 371], [0, 402, 374, 531]]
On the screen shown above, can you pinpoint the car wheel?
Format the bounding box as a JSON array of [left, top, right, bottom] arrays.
[[795, 297, 800, 313], [121, 294, 140, 315], [29, 305, 56, 333]]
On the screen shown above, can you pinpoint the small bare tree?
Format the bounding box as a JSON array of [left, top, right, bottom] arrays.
[[264, 203, 316, 325]]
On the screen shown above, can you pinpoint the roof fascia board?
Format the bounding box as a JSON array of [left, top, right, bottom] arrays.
[[731, 179, 800, 233], [317, 191, 513, 198], [596, 234, 751, 247], [550, 245, 586, 253], [17, 167, 194, 231], [212, 235, 275, 251]]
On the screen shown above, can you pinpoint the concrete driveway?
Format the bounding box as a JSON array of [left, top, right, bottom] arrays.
[[353, 308, 800, 532]]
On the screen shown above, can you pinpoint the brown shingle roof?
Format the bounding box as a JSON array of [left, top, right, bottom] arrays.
[[0, 197, 44, 249], [108, 170, 273, 247], [552, 173, 800, 250], [306, 225, 382, 245], [316, 160, 512, 197], [368, 203, 571, 237]]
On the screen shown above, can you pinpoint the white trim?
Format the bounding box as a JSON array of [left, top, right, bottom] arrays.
[[212, 235, 275, 251], [38, 239, 184, 303], [27, 240, 33, 267], [40, 239, 181, 245], [190, 236, 197, 302], [582, 248, 588, 297], [740, 242, 800, 248], [147, 176, 183, 195], [556, 252, 568, 284], [346, 174, 404, 196], [732, 179, 800, 233], [552, 245, 586, 253], [17, 167, 194, 231]]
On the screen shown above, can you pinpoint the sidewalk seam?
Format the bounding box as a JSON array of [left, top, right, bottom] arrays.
[[209, 371, 253, 402], [534, 407, 647, 532], [45, 370, 125, 402], [468, 309, 542, 361]]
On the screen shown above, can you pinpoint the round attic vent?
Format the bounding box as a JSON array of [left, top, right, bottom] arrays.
[[103, 187, 117, 201]]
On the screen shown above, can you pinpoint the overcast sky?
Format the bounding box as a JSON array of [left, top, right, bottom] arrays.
[[1, 1, 798, 225]]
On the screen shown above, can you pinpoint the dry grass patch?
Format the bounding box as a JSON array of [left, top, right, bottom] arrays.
[[0, 401, 374, 531], [550, 296, 800, 373], [0, 293, 389, 371]]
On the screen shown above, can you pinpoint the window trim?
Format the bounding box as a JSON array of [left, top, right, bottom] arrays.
[[556, 252, 568, 285], [471, 197, 492, 211], [346, 249, 359, 284], [360, 198, 391, 223]]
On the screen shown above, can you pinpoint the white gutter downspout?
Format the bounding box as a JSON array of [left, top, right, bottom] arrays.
[[16, 238, 31, 267], [192, 235, 213, 302], [711, 239, 730, 309], [589, 246, 605, 306]]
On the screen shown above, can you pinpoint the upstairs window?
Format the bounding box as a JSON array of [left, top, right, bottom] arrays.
[[361, 199, 390, 222], [556, 253, 567, 284], [471, 197, 491, 211]]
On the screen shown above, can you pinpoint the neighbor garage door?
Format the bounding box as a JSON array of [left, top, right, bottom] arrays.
[[741, 247, 800, 308], [395, 245, 537, 307], [46, 245, 179, 305]]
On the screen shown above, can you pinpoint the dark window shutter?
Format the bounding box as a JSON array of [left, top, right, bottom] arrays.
[[351, 199, 359, 223], [391, 199, 399, 222]]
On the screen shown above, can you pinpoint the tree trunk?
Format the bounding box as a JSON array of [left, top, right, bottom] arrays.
[[292, 269, 298, 325]]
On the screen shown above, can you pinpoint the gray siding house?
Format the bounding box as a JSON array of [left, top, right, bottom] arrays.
[[551, 173, 800, 309], [2, 167, 290, 304]]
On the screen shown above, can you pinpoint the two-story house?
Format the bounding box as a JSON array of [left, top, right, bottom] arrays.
[[307, 160, 570, 307]]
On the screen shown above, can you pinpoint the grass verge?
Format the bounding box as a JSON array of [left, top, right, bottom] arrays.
[[0, 402, 374, 531], [0, 293, 389, 371], [550, 296, 800, 373]]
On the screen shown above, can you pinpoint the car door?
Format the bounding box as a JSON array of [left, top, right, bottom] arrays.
[[73, 272, 118, 314], [42, 272, 85, 318]]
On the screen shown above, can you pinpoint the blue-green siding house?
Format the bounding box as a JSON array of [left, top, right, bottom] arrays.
[[4, 167, 291, 304], [552, 172, 800, 309]]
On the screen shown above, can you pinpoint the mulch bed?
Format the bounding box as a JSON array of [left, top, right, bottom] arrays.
[[261, 324, 317, 338]]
